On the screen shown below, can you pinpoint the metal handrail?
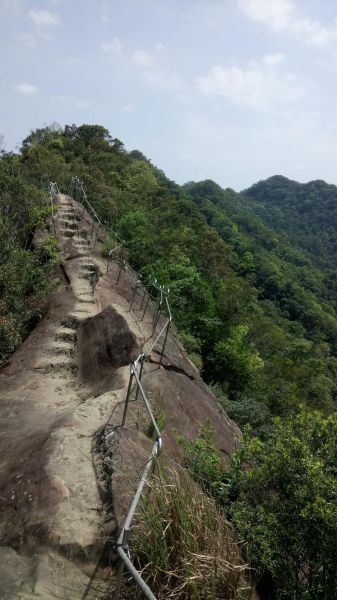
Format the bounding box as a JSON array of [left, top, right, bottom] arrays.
[[63, 178, 173, 599], [49, 181, 60, 233], [68, 176, 172, 360], [114, 436, 159, 600], [69, 176, 124, 244]]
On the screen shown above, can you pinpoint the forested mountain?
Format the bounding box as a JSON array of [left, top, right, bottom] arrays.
[[185, 179, 337, 430], [243, 175, 337, 268], [1, 124, 337, 598], [2, 125, 337, 437]]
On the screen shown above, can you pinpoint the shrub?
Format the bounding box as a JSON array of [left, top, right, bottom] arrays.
[[102, 235, 119, 258], [39, 233, 60, 265], [0, 313, 21, 364], [232, 410, 337, 599]]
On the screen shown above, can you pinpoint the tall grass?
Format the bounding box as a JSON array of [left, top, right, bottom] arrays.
[[131, 466, 251, 599]]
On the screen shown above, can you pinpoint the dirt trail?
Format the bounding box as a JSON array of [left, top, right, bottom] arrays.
[[0, 193, 240, 600]]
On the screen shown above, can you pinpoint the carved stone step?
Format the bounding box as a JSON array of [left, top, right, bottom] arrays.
[[33, 357, 77, 374], [54, 327, 77, 342], [49, 342, 75, 357]]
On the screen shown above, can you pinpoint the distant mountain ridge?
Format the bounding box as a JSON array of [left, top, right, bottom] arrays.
[[242, 175, 337, 268]]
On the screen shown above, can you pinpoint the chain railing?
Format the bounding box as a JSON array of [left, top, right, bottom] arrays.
[[64, 178, 173, 599]]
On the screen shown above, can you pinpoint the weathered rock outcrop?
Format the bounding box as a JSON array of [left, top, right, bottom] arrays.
[[0, 194, 240, 599]]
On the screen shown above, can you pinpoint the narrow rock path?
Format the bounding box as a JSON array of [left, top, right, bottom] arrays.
[[0, 192, 241, 600], [0, 194, 141, 599]]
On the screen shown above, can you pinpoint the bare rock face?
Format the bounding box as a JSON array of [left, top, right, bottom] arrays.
[[0, 547, 32, 599], [0, 193, 240, 599]]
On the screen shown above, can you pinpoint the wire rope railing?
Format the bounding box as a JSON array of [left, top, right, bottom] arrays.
[[49, 181, 60, 234], [69, 176, 124, 249], [58, 177, 173, 599]]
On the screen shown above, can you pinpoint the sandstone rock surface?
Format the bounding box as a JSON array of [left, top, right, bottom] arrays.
[[0, 194, 240, 598]]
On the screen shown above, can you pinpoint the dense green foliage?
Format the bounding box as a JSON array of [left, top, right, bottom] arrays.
[[243, 175, 337, 269], [0, 151, 58, 364], [184, 414, 337, 599], [185, 179, 337, 433], [232, 411, 337, 599]]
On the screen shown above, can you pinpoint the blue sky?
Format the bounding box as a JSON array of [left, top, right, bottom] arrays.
[[1, 0, 337, 190]]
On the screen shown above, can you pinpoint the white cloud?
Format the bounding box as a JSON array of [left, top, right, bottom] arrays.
[[144, 69, 182, 91], [122, 103, 136, 112], [238, 0, 337, 46], [100, 0, 110, 22], [263, 52, 285, 66], [0, 0, 22, 16], [100, 38, 123, 54], [197, 56, 304, 110], [132, 49, 182, 91], [19, 32, 37, 48], [28, 9, 61, 27], [16, 83, 38, 95], [238, 0, 293, 30], [133, 49, 155, 68]]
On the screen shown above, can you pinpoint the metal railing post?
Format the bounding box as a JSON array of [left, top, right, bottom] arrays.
[[159, 320, 171, 366], [135, 358, 145, 403], [153, 308, 161, 333], [122, 366, 134, 427], [129, 281, 142, 312], [93, 224, 99, 249], [116, 261, 124, 284], [90, 219, 95, 239], [141, 293, 151, 321], [139, 288, 147, 311], [152, 300, 160, 325], [114, 528, 130, 600], [129, 286, 137, 311]]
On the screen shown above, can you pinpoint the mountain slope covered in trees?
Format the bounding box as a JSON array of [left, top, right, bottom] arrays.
[[243, 175, 337, 268], [2, 125, 337, 437], [1, 124, 337, 599]]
